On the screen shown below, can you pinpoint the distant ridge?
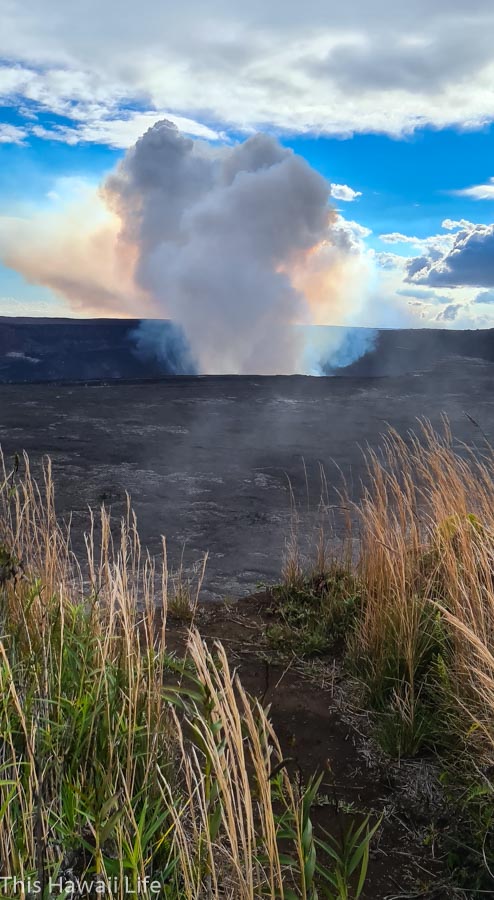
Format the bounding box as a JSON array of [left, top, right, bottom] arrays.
[[0, 318, 180, 383], [1, 317, 494, 382], [332, 326, 494, 377]]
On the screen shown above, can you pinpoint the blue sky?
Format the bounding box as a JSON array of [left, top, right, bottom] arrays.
[[287, 127, 494, 238], [2, 0, 494, 329]]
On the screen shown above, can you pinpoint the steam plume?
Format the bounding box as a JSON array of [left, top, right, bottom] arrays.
[[1, 121, 376, 374], [105, 124, 332, 373]]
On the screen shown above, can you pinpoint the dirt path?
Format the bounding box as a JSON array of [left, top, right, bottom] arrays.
[[167, 595, 456, 900]]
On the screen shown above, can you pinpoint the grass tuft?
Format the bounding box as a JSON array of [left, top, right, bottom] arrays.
[[267, 567, 361, 657]]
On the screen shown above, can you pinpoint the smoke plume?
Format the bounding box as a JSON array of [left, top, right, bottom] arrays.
[[1, 121, 376, 374]]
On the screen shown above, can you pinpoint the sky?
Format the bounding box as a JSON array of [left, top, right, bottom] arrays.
[[1, 0, 494, 331]]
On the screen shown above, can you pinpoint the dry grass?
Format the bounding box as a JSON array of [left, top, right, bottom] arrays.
[[274, 419, 494, 887], [345, 419, 494, 759], [0, 451, 374, 899]]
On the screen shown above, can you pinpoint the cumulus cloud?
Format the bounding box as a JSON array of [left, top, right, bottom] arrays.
[[0, 121, 376, 374], [378, 218, 494, 297], [331, 184, 362, 202], [3, 1, 494, 141], [406, 223, 494, 288]]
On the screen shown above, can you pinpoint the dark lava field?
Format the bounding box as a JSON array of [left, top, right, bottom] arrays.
[[1, 318, 494, 599]]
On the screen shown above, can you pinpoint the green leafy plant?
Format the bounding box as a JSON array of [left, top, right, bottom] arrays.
[[314, 813, 382, 899]]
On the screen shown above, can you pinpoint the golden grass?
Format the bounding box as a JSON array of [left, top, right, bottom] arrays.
[[341, 418, 494, 760], [0, 451, 353, 899]]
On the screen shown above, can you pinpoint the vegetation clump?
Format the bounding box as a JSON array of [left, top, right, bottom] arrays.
[[266, 568, 361, 657]]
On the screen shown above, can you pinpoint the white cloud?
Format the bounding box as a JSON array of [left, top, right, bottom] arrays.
[[375, 251, 407, 270], [442, 218, 476, 230], [334, 215, 371, 247], [2, 1, 494, 140], [0, 123, 27, 144], [32, 112, 222, 148], [379, 229, 454, 258], [381, 221, 478, 249], [453, 178, 494, 200], [331, 183, 362, 202], [380, 231, 422, 245]]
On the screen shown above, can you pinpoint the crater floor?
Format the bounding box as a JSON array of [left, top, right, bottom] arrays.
[[1, 359, 493, 599]]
